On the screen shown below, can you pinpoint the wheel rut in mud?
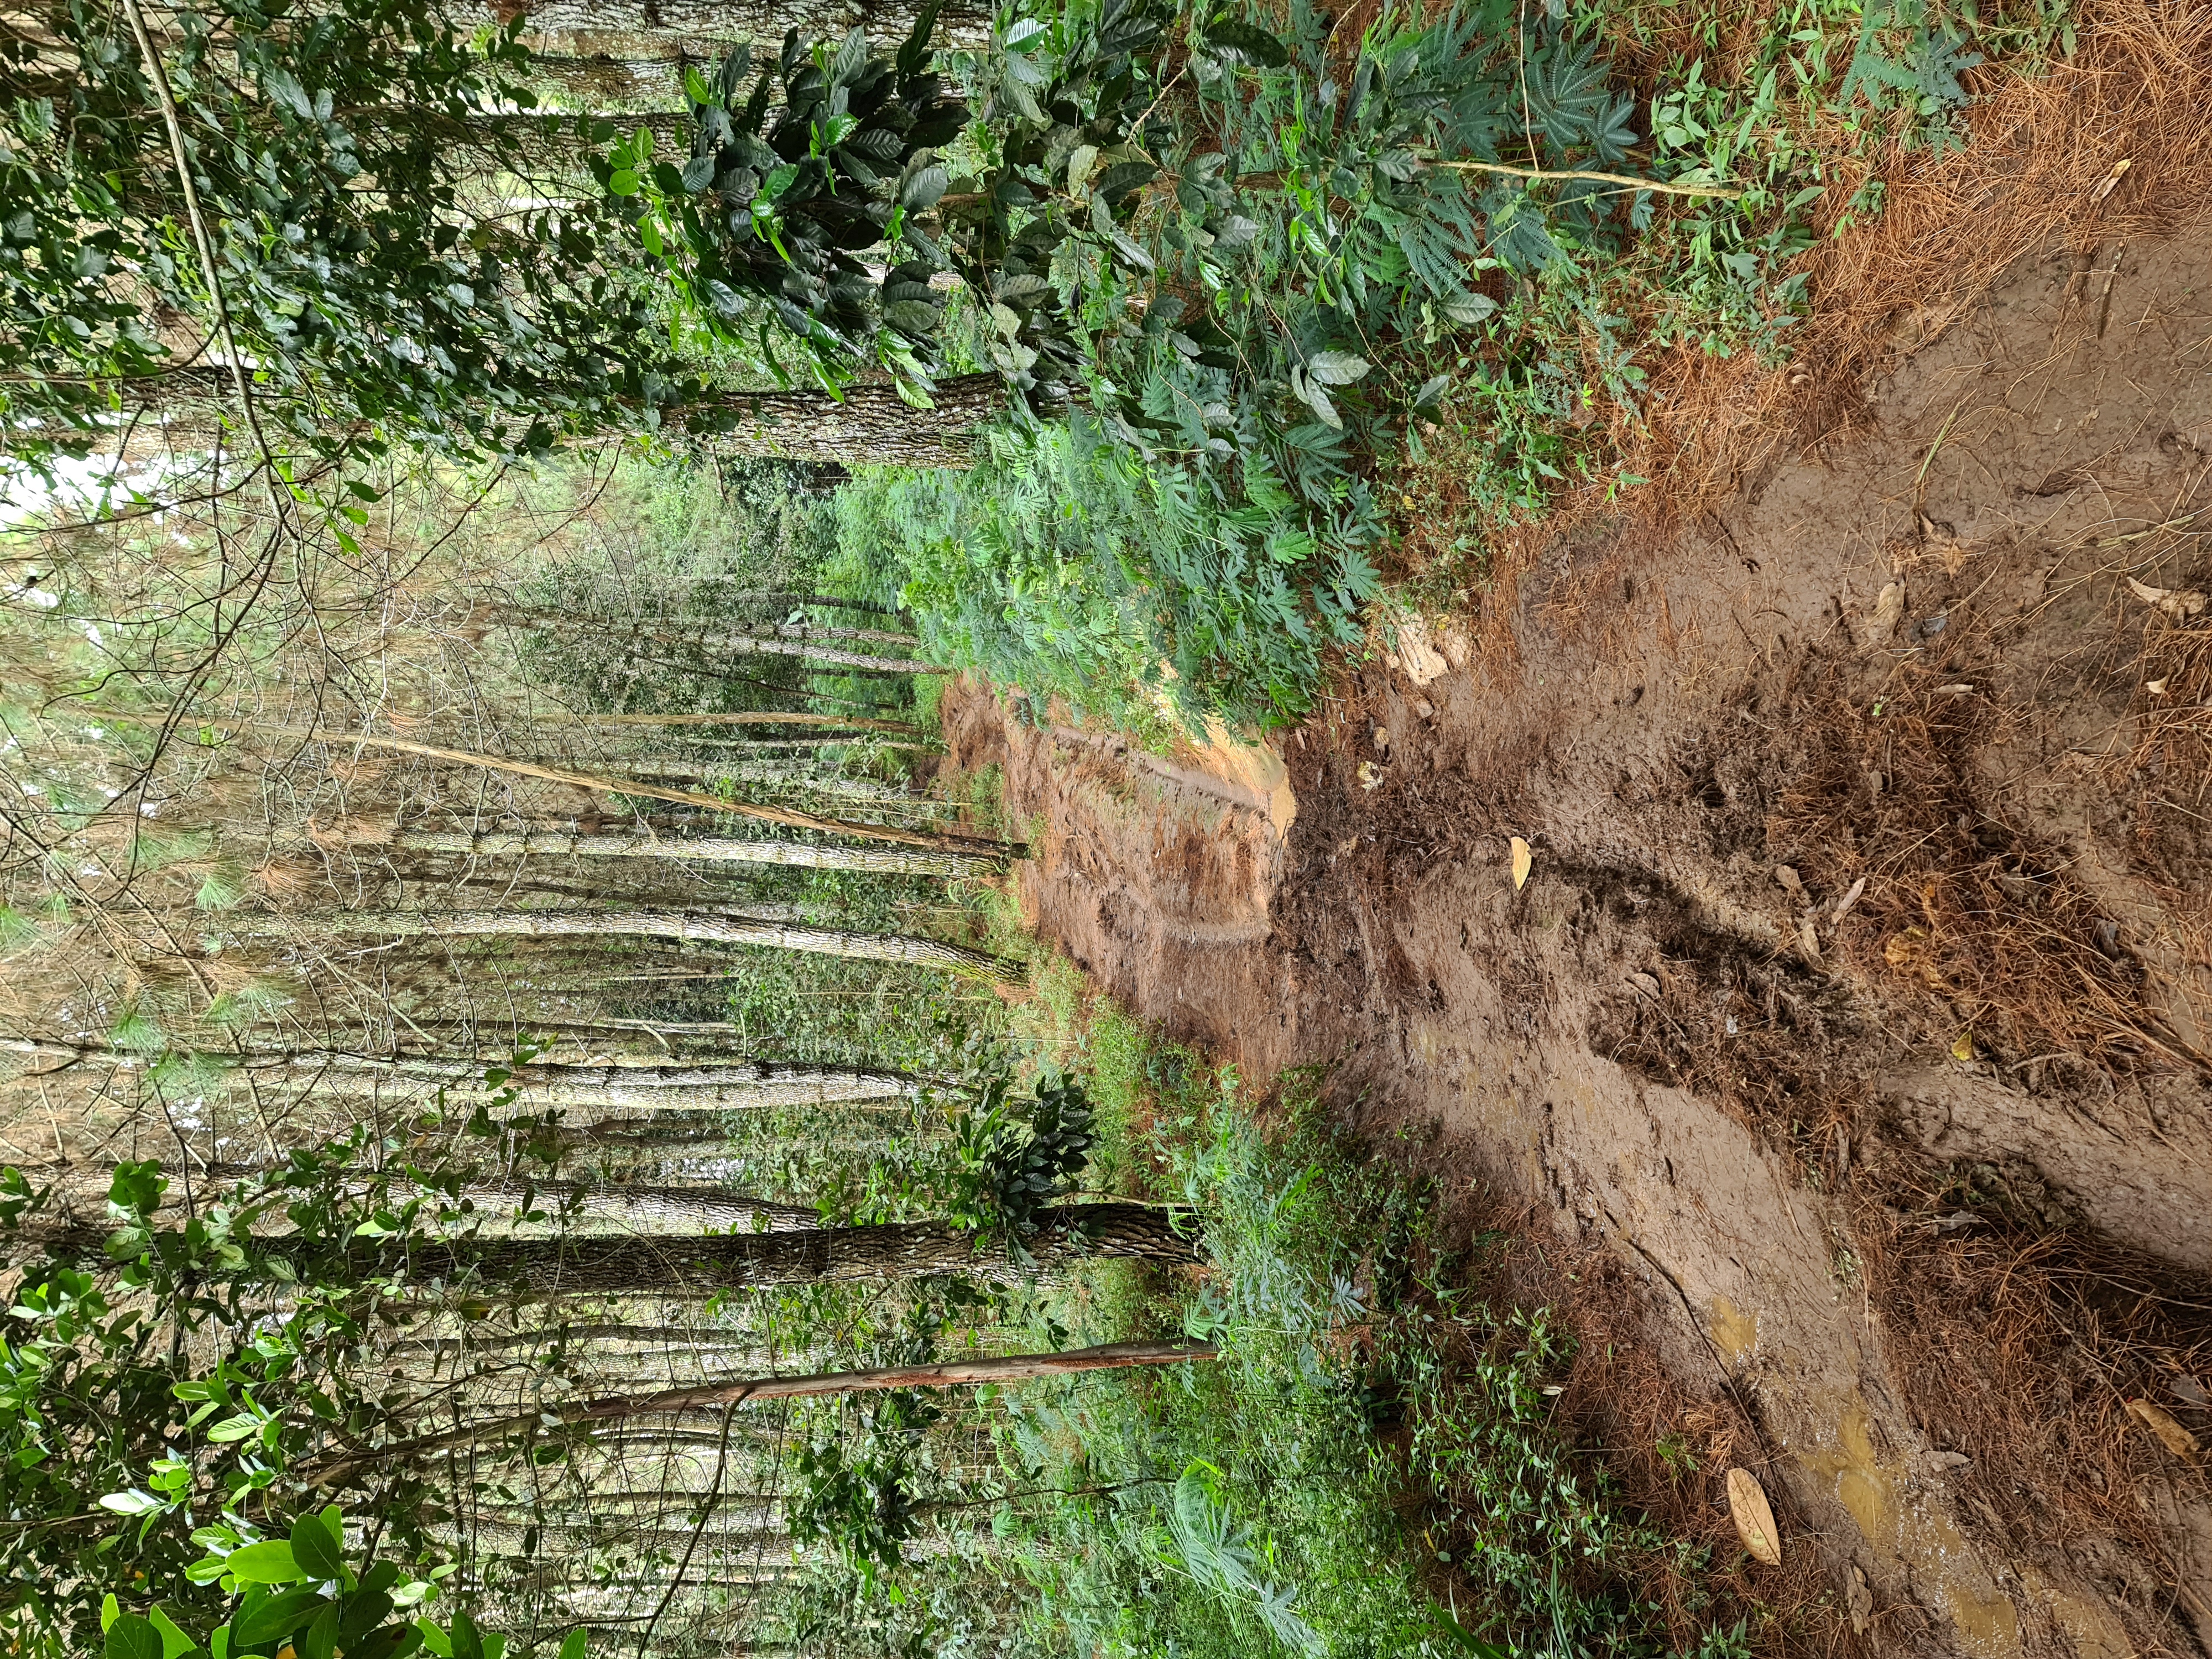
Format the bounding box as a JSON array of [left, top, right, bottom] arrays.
[[945, 217, 2212, 1657]]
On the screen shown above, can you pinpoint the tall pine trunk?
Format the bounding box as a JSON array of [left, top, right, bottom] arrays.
[[313, 906, 1025, 984], [372, 825, 1002, 878], [355, 1202, 1189, 1296], [500, 0, 993, 55], [132, 368, 1004, 467]]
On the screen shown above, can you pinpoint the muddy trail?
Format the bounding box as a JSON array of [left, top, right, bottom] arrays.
[[945, 218, 2212, 1655]]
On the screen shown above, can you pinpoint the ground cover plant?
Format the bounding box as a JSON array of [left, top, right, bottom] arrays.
[[763, 943, 1776, 1659], [618, 0, 1721, 727]]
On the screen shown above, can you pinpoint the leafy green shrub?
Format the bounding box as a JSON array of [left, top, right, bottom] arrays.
[[633, 0, 1675, 724], [847, 418, 1374, 731]]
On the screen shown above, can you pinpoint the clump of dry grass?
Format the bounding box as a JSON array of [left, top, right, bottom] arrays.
[[2131, 613, 2212, 781], [1765, 641, 2195, 1070], [1626, 0, 2212, 513], [1849, 1150, 2212, 1653], [1415, 0, 2212, 655]]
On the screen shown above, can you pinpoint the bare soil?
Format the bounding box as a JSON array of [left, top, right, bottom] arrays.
[[944, 216, 2212, 1656]]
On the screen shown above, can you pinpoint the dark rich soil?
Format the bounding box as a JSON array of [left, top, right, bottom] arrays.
[[943, 217, 2212, 1657]]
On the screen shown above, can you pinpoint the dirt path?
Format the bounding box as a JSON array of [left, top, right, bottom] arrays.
[[947, 216, 2212, 1657]]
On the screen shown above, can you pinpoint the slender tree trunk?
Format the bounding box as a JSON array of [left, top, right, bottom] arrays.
[[687, 374, 1003, 467], [127, 368, 1005, 468], [492, 759, 922, 802], [545, 1114, 912, 1156], [3, 1041, 923, 1105], [561, 710, 923, 732], [512, 623, 940, 675], [84, 708, 1005, 853], [319, 1338, 1212, 1480], [13, 1156, 822, 1233], [369, 825, 1003, 878], [494, 607, 920, 649], [384, 1322, 765, 1357], [502, 0, 994, 56], [367, 1203, 1192, 1295], [313, 906, 1026, 985], [714, 591, 906, 619]]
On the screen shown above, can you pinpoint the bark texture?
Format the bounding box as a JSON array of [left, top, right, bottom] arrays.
[[317, 906, 1026, 985], [124, 368, 1003, 467], [381, 826, 1004, 878], [692, 374, 1003, 467], [501, 0, 994, 54], [321, 1338, 1212, 1478], [379, 1202, 1191, 1295], [3, 1041, 921, 1109], [17, 1158, 820, 1233]]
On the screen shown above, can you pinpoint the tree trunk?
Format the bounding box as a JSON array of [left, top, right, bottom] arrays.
[[319, 1338, 1211, 1480], [684, 374, 1003, 467], [3, 1041, 923, 1108], [315, 906, 1026, 985], [84, 707, 1006, 853], [557, 711, 923, 732], [383, 1322, 766, 1357], [489, 758, 923, 802], [13, 1156, 821, 1233], [373, 825, 1003, 878], [711, 592, 906, 619], [494, 608, 920, 649], [501, 0, 994, 55], [392, 1202, 1188, 1293]]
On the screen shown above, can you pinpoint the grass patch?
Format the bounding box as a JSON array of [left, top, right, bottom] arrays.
[[789, 952, 1771, 1659]]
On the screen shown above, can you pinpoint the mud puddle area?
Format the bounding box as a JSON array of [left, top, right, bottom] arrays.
[[945, 218, 2212, 1656]]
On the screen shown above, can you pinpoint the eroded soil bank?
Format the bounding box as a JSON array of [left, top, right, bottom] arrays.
[[945, 216, 2212, 1656]]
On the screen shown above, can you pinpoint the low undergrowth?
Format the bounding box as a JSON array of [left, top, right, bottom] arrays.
[[842, 953, 1776, 1659]]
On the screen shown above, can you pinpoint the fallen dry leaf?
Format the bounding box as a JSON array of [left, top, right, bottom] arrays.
[[1510, 836, 1532, 891], [2128, 1397, 2200, 1456], [1951, 1029, 1977, 1063], [2171, 1374, 2211, 1410], [1797, 914, 1822, 963], [1357, 760, 1384, 792], [1832, 875, 1867, 923], [2091, 156, 2132, 202], [2126, 575, 2210, 619], [2147, 678, 2169, 696], [1774, 864, 1802, 894], [1726, 1468, 1782, 1566], [1867, 582, 1906, 643], [1847, 1565, 1874, 1635]]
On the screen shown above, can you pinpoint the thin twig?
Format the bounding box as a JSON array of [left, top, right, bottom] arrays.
[[118, 0, 287, 501], [635, 1398, 739, 1657], [1421, 156, 1743, 200]]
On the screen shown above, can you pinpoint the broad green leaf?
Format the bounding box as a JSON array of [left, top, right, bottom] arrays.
[[1205, 18, 1289, 67], [1305, 351, 1369, 385], [300, 1602, 341, 1659], [106, 1615, 163, 1659], [233, 1589, 327, 1647], [149, 1607, 198, 1659], [223, 1540, 302, 1584], [290, 1509, 343, 1582], [901, 165, 947, 209], [557, 1631, 589, 1659]]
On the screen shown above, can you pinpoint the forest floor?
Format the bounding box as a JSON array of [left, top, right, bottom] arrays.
[[939, 208, 2212, 1657]]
